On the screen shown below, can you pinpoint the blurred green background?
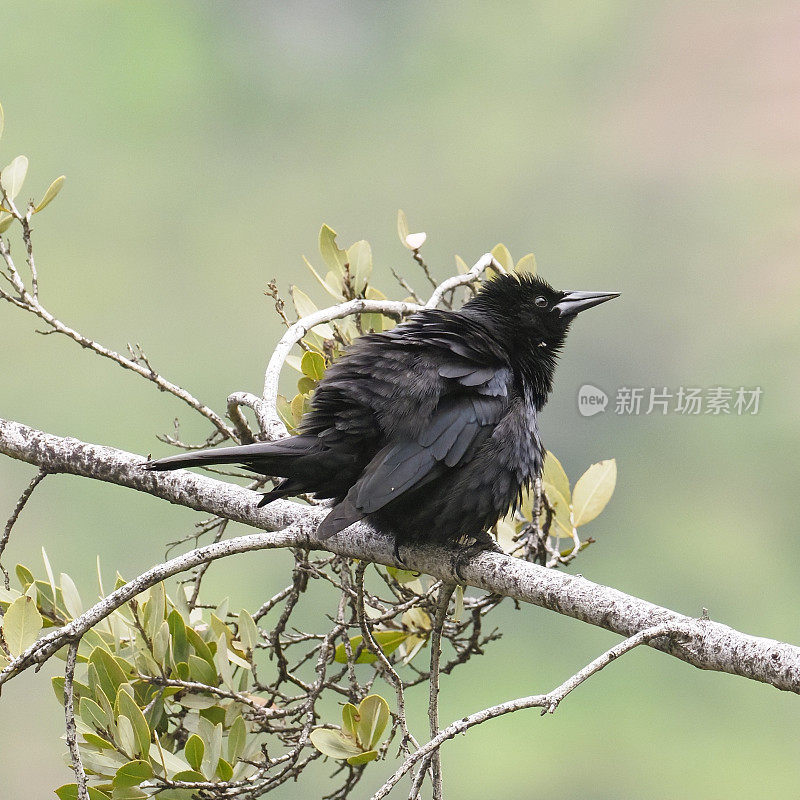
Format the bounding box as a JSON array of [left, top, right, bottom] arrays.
[[1, 2, 799, 797]]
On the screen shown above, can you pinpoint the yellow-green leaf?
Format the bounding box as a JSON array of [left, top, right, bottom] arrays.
[[301, 351, 326, 380], [0, 155, 28, 201], [290, 286, 334, 338], [515, 253, 537, 275], [541, 482, 573, 537], [1, 594, 42, 656], [302, 255, 344, 300], [334, 630, 409, 664], [319, 224, 347, 274], [341, 702, 359, 738], [34, 175, 65, 213], [216, 757, 234, 781], [0, 213, 12, 233], [357, 694, 390, 750], [397, 209, 410, 247], [491, 243, 513, 273], [309, 728, 361, 760], [112, 760, 153, 789], [346, 239, 372, 294], [55, 785, 111, 800], [348, 749, 379, 766], [542, 451, 571, 503], [572, 459, 617, 526]]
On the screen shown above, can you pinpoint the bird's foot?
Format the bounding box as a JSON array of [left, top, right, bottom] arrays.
[[451, 530, 502, 582]]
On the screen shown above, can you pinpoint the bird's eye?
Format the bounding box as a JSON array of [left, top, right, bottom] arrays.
[[534, 296, 548, 308]]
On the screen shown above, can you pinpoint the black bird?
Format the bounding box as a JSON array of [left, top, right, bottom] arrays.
[[145, 274, 618, 552]]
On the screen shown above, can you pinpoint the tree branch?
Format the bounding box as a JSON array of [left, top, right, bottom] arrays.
[[370, 623, 685, 800], [1, 416, 799, 697]]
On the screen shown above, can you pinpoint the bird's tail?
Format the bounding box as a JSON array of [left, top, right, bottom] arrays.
[[143, 436, 322, 475]]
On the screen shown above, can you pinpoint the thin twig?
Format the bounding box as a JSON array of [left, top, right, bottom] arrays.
[[428, 583, 455, 799], [64, 639, 89, 800], [0, 468, 47, 589], [370, 623, 687, 799]]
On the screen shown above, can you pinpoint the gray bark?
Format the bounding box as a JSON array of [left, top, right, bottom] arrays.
[[1, 416, 799, 694]]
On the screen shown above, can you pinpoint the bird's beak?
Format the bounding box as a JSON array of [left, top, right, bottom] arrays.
[[553, 290, 620, 317]]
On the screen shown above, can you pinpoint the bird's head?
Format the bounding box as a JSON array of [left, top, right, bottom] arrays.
[[463, 272, 619, 398]]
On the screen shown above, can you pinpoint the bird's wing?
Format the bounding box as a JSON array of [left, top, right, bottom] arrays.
[[351, 391, 507, 514]]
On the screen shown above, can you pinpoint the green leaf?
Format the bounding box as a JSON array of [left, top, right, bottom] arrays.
[[59, 572, 83, 618], [115, 687, 152, 758], [319, 224, 348, 274], [333, 630, 409, 664], [216, 757, 234, 781], [152, 620, 170, 665], [572, 459, 617, 526], [227, 715, 247, 763], [347, 749, 379, 766], [167, 609, 190, 667], [300, 351, 326, 381], [171, 769, 206, 782], [55, 785, 112, 800], [89, 647, 127, 703], [200, 721, 223, 781], [144, 582, 166, 642], [341, 702, 358, 739], [112, 760, 153, 789], [184, 733, 204, 772], [214, 633, 233, 689], [0, 213, 12, 233], [188, 653, 218, 686], [237, 610, 259, 653], [80, 696, 111, 731], [542, 451, 571, 503], [490, 243, 513, 273], [0, 155, 28, 201], [346, 239, 372, 294], [515, 253, 537, 275], [14, 563, 34, 589], [34, 175, 65, 213], [357, 694, 390, 750], [116, 714, 137, 757], [1, 594, 42, 656], [309, 728, 361, 760]]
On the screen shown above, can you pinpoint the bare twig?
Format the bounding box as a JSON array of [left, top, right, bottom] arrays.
[[427, 583, 455, 799], [0, 227, 236, 441], [64, 639, 89, 800], [370, 623, 687, 799], [0, 468, 47, 588]]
